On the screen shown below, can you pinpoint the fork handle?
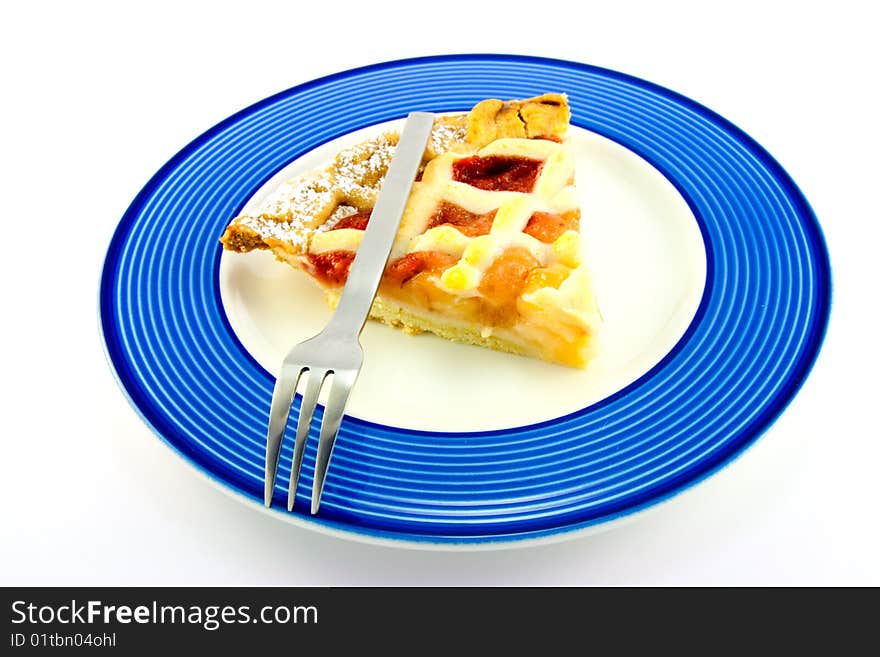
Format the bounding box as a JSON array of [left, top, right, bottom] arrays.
[[327, 112, 435, 337]]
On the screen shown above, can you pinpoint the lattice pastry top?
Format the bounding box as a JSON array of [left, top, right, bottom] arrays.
[[221, 94, 570, 258], [307, 136, 592, 325], [220, 94, 601, 367]]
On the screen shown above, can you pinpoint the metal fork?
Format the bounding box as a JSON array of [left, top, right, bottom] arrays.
[[264, 112, 435, 514]]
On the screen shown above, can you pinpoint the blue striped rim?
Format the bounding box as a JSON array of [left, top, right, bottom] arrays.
[[99, 54, 831, 545]]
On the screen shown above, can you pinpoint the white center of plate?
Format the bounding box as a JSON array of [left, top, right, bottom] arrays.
[[219, 121, 706, 432]]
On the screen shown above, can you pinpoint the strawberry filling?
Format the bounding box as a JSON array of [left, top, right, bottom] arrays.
[[452, 155, 542, 193]]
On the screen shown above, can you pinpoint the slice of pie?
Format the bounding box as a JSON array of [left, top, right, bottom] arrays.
[[221, 94, 601, 367]]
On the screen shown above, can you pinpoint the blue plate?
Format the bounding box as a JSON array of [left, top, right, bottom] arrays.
[[99, 54, 831, 546]]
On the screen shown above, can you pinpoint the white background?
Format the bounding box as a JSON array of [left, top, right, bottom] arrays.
[[2, 1, 877, 585]]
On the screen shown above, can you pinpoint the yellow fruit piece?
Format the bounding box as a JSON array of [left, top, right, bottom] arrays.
[[462, 235, 497, 267], [441, 264, 479, 291], [552, 230, 582, 267]]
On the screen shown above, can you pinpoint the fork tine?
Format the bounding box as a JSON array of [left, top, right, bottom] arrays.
[[287, 367, 328, 511], [311, 369, 357, 514], [264, 363, 304, 507]]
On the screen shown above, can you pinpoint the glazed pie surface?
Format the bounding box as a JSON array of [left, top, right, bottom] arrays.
[[221, 94, 601, 367]]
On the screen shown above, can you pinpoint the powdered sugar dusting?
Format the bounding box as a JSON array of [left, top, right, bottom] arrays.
[[332, 133, 397, 202], [226, 121, 468, 250], [260, 171, 336, 218], [430, 121, 467, 155], [236, 215, 309, 247], [319, 204, 358, 232], [229, 170, 339, 247]]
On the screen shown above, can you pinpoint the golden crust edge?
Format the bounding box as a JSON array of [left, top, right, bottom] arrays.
[[325, 289, 595, 369]]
